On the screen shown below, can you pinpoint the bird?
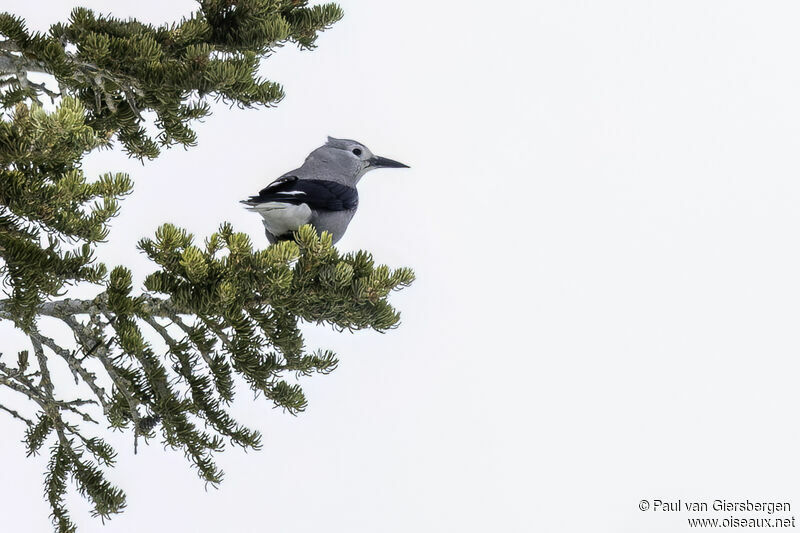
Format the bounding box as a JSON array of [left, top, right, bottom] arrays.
[[241, 137, 409, 244]]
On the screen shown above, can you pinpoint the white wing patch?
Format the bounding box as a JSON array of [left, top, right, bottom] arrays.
[[249, 201, 313, 237]]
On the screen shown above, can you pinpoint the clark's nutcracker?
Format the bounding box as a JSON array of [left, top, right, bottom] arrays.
[[242, 137, 409, 244]]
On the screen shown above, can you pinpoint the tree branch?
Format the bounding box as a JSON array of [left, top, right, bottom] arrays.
[[96, 356, 143, 454], [167, 312, 217, 369], [26, 327, 110, 413], [0, 403, 33, 425], [0, 40, 21, 52]]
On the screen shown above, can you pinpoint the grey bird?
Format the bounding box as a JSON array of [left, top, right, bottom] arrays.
[[241, 137, 409, 244]]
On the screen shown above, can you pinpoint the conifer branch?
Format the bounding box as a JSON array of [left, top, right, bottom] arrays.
[[0, 39, 20, 52], [43, 318, 111, 412], [0, 365, 44, 405], [0, 3, 418, 532], [96, 355, 144, 453], [0, 402, 33, 425], [167, 311, 217, 369]]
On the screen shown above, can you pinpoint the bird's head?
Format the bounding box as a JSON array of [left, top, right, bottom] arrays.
[[304, 137, 409, 185]]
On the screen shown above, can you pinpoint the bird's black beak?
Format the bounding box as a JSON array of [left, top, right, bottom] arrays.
[[369, 155, 410, 168]]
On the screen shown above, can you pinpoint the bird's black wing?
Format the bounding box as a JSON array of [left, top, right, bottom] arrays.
[[243, 177, 358, 211]]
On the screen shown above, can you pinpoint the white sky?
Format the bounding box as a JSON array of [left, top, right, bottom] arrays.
[[3, 1, 800, 532]]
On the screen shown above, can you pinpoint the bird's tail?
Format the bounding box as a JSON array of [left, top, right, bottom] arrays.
[[241, 200, 292, 212]]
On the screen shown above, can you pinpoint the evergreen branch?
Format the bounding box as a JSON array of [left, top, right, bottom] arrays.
[[28, 327, 100, 389], [0, 1, 344, 158], [0, 352, 98, 426], [0, 50, 49, 75], [0, 4, 420, 531], [31, 336, 55, 397], [26, 79, 61, 102], [0, 402, 33, 425], [0, 371, 44, 406], [0, 223, 414, 533], [95, 354, 143, 454], [34, 320, 111, 414], [200, 316, 235, 352], [0, 40, 20, 52], [167, 311, 216, 369]]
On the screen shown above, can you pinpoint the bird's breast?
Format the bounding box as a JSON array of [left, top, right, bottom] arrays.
[[310, 208, 357, 244]]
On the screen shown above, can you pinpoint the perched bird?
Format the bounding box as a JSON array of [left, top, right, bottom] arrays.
[[242, 137, 409, 244]]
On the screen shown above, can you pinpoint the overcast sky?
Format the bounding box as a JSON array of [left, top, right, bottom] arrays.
[[3, 1, 800, 532]]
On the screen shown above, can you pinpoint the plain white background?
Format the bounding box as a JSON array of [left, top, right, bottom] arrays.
[[2, 1, 800, 531]]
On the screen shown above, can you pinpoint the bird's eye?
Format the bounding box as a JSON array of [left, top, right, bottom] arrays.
[[352, 148, 362, 156]]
